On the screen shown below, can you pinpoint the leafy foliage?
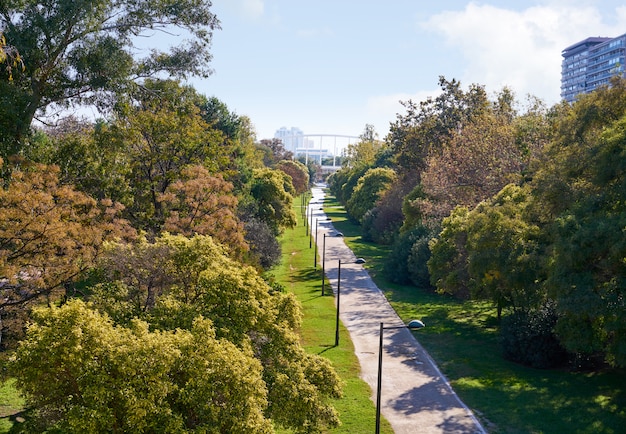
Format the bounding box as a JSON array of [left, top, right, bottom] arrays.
[[160, 164, 248, 258], [243, 218, 282, 270], [532, 81, 626, 367], [500, 303, 567, 369], [93, 234, 342, 432], [0, 0, 220, 153], [0, 162, 134, 347], [384, 225, 432, 285], [277, 159, 310, 195], [345, 167, 396, 222], [12, 300, 272, 433], [247, 168, 297, 235]]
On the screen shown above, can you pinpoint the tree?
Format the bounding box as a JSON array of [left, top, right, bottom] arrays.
[[27, 117, 134, 206], [0, 31, 23, 81], [388, 77, 490, 178], [327, 164, 369, 206], [0, 162, 134, 347], [0, 0, 220, 155], [415, 109, 524, 225], [197, 98, 260, 190], [428, 185, 546, 319], [464, 184, 545, 319], [428, 206, 471, 299], [531, 82, 626, 366], [160, 164, 248, 258], [247, 168, 297, 235], [257, 138, 293, 166], [93, 234, 342, 432], [343, 124, 385, 168], [346, 167, 396, 222], [12, 300, 272, 433], [243, 218, 282, 270], [111, 80, 228, 233], [277, 160, 310, 195]]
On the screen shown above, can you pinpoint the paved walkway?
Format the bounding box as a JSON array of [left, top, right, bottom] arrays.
[[308, 187, 486, 434]]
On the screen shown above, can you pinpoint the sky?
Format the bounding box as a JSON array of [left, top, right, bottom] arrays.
[[185, 0, 626, 141]]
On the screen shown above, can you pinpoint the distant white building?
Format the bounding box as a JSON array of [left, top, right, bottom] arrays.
[[274, 127, 303, 155]]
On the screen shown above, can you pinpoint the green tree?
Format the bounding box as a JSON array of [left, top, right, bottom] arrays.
[[346, 167, 396, 222], [94, 234, 342, 432], [532, 82, 626, 366], [343, 124, 385, 168], [428, 206, 471, 299], [328, 164, 369, 206], [27, 117, 134, 205], [111, 80, 227, 233], [12, 299, 272, 433], [428, 185, 546, 319], [465, 184, 545, 319], [0, 0, 220, 155], [247, 168, 297, 235]]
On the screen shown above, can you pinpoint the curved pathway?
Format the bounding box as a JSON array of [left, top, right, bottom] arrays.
[[309, 186, 486, 434]]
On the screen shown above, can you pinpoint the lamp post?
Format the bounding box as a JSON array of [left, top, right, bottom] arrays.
[[313, 218, 319, 268], [334, 259, 341, 346], [321, 233, 326, 295], [375, 320, 425, 434], [309, 202, 315, 248]]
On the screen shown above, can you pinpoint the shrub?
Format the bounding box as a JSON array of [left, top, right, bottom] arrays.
[[383, 225, 430, 285], [407, 234, 433, 289], [500, 303, 568, 369]]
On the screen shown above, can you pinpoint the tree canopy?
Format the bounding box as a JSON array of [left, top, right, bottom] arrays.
[[12, 300, 272, 433], [0, 0, 220, 154]]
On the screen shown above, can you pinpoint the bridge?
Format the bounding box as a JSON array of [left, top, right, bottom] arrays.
[[274, 133, 360, 167]]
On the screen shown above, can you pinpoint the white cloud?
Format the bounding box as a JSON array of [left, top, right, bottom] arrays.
[[215, 0, 264, 20], [421, 2, 626, 104], [241, 0, 264, 20]]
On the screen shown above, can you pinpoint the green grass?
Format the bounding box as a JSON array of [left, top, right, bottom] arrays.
[[323, 193, 626, 434], [0, 378, 25, 433], [272, 197, 393, 433]]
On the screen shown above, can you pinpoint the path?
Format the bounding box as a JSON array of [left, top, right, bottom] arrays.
[[308, 186, 486, 434]]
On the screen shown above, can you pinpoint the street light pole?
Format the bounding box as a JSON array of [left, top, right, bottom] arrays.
[[314, 218, 319, 268], [375, 320, 425, 434], [305, 196, 309, 234], [322, 234, 327, 295], [334, 259, 341, 346]]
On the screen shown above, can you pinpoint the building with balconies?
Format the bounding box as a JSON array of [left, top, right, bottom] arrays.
[[561, 33, 626, 103]]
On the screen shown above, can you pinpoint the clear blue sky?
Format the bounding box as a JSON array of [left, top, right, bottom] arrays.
[[187, 0, 626, 140]]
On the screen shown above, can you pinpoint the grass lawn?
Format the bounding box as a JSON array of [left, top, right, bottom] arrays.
[[323, 193, 626, 434], [272, 195, 393, 433], [0, 377, 25, 433]]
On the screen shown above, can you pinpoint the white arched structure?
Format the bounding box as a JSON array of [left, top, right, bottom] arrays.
[[277, 133, 360, 167]]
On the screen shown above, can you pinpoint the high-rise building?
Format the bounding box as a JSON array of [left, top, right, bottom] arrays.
[[561, 33, 626, 103], [274, 127, 303, 155]]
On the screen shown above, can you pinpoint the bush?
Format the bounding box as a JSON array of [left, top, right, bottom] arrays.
[[361, 207, 401, 245], [244, 218, 281, 269], [383, 225, 430, 284], [500, 303, 568, 369], [407, 234, 433, 289]]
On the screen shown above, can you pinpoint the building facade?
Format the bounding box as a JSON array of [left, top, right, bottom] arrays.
[[274, 127, 304, 155], [561, 33, 626, 103]]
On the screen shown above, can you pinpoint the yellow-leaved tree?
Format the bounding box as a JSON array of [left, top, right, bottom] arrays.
[[0, 161, 134, 347]]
